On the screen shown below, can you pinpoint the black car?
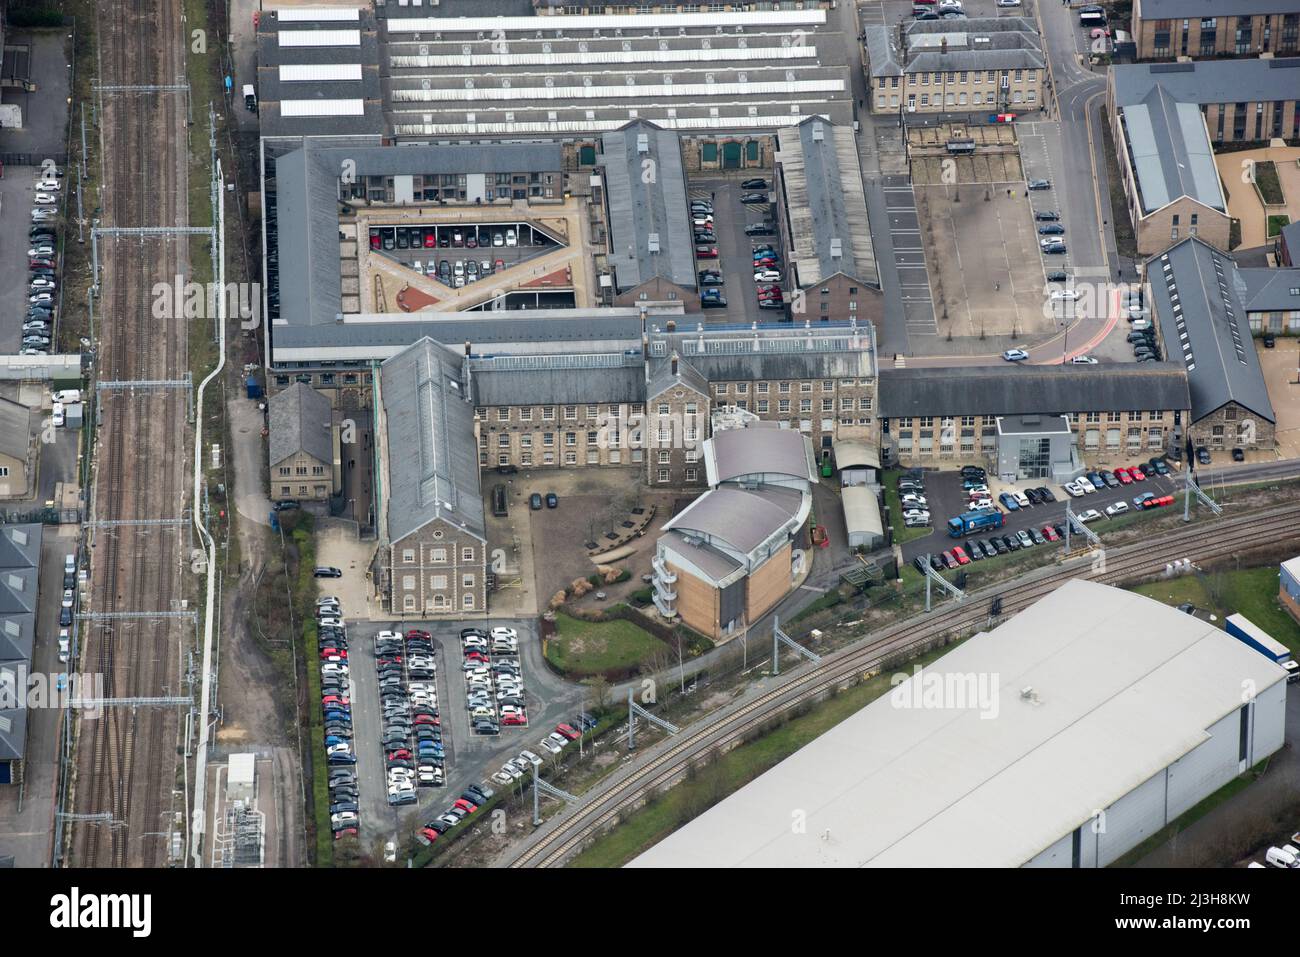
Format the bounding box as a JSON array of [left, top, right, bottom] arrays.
[[929, 555, 944, 572], [960, 465, 985, 478], [981, 540, 998, 559], [1037, 487, 1057, 503], [989, 537, 1008, 555], [313, 566, 343, 578], [1232, 447, 1245, 461], [913, 556, 929, 574], [1196, 446, 1212, 465], [744, 222, 775, 236], [1037, 224, 1065, 235], [701, 295, 728, 308], [1024, 487, 1042, 505], [1052, 523, 1067, 539], [964, 540, 983, 561], [546, 491, 559, 508], [741, 178, 767, 190], [1045, 270, 1069, 283], [1034, 211, 1060, 222], [1263, 333, 1276, 348], [529, 492, 543, 510], [1101, 470, 1120, 488], [740, 192, 768, 204], [1002, 534, 1020, 552], [698, 272, 724, 285], [1028, 528, 1046, 546], [1027, 179, 1051, 190]]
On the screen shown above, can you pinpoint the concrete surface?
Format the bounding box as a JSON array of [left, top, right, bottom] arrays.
[[1215, 145, 1300, 249], [0, 30, 72, 160]]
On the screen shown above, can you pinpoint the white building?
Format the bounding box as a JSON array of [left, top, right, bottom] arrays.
[[630, 579, 1290, 868]]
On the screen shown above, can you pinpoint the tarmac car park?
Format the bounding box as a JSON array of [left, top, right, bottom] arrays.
[[462, 626, 528, 735], [376, 627, 446, 799], [319, 597, 363, 838]]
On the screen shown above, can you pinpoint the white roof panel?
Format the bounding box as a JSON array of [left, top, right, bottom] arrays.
[[280, 98, 365, 117], [387, 11, 828, 34], [278, 29, 361, 47], [274, 7, 360, 21], [279, 63, 364, 82], [630, 580, 1290, 868]]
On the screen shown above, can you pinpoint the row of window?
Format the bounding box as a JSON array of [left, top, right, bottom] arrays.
[[276, 465, 326, 477], [895, 427, 1165, 453], [881, 69, 1039, 88], [399, 545, 479, 564], [402, 573, 478, 590], [895, 90, 1037, 109], [400, 591, 475, 612], [715, 379, 870, 395], [890, 411, 1170, 428], [278, 484, 329, 497]]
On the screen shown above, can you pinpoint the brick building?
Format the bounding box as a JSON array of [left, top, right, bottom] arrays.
[[268, 382, 337, 503], [1130, 0, 1300, 60]]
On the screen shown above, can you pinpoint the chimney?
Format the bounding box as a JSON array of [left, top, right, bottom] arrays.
[[666, 319, 676, 332], [464, 341, 471, 356], [941, 37, 948, 55], [642, 332, 649, 361]]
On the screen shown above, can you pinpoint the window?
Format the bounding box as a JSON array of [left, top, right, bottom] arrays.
[[564, 406, 577, 420], [542, 406, 555, 421], [565, 432, 576, 446], [431, 575, 448, 590], [658, 469, 670, 483], [658, 450, 671, 464], [685, 468, 698, 483], [543, 432, 554, 447], [461, 547, 474, 562], [432, 547, 447, 563], [463, 593, 475, 610], [519, 408, 532, 422], [496, 408, 509, 421], [402, 549, 415, 563]]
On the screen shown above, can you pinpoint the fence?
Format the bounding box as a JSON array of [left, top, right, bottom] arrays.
[[0, 152, 70, 168]]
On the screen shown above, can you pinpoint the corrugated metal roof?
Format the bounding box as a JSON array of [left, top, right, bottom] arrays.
[[380, 339, 485, 545], [1149, 238, 1276, 424], [706, 427, 815, 485], [664, 485, 803, 555], [387, 11, 829, 33], [628, 580, 1291, 868], [841, 484, 884, 541]]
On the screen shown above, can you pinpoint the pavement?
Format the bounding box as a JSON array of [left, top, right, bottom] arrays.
[[1214, 144, 1300, 250], [227, 391, 271, 528], [0, 30, 73, 161]]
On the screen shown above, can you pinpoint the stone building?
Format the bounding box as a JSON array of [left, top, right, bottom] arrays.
[[268, 382, 336, 503]]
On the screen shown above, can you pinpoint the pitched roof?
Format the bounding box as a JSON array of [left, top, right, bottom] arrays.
[[1238, 267, 1300, 314], [268, 382, 333, 467], [1120, 86, 1224, 214], [380, 339, 485, 545], [473, 366, 646, 407], [647, 354, 710, 400], [878, 364, 1192, 418], [600, 121, 696, 292], [1148, 238, 1276, 424], [777, 118, 878, 288], [1137, 0, 1299, 18], [1111, 58, 1300, 110], [0, 398, 30, 463]]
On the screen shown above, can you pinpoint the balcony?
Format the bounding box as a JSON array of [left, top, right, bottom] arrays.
[[653, 576, 677, 602], [651, 556, 676, 583]]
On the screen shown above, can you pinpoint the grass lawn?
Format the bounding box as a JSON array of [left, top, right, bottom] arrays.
[[544, 613, 669, 677], [569, 642, 957, 867], [1254, 161, 1284, 206], [1267, 214, 1291, 238], [882, 469, 932, 544], [1132, 565, 1300, 655]]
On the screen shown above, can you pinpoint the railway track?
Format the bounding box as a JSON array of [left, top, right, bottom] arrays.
[[506, 502, 1300, 868], [69, 0, 190, 868]]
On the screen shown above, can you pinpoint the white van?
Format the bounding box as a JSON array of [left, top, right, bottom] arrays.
[[52, 389, 81, 405], [1265, 846, 1298, 868]]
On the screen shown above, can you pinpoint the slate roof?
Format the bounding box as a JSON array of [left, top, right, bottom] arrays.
[[473, 366, 646, 407], [601, 121, 696, 293], [268, 382, 333, 467], [1148, 238, 1277, 424], [1111, 58, 1300, 109], [1239, 267, 1300, 314], [0, 398, 29, 464], [647, 355, 711, 400], [1137, 0, 1299, 17], [380, 339, 485, 545], [878, 364, 1192, 418], [1120, 86, 1224, 215]]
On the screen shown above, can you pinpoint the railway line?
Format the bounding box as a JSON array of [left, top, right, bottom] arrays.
[[69, 0, 190, 868], [505, 502, 1300, 868]]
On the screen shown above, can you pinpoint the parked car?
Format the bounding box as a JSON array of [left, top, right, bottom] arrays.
[[1027, 179, 1051, 190], [1002, 349, 1029, 362]]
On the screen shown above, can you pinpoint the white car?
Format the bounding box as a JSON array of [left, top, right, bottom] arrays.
[[1069, 355, 1098, 364], [901, 495, 928, 508], [326, 743, 352, 758], [547, 731, 569, 749], [462, 635, 487, 647], [1050, 290, 1080, 302], [1011, 490, 1030, 508], [902, 510, 930, 522], [318, 616, 343, 628], [1131, 319, 1153, 331], [52, 402, 65, 428], [490, 626, 518, 640], [500, 706, 526, 719], [330, 812, 359, 827], [1062, 481, 1085, 497], [1077, 509, 1102, 523], [34, 193, 58, 205], [1002, 348, 1030, 362], [491, 771, 514, 786], [519, 749, 542, 767], [539, 737, 563, 754], [501, 763, 524, 781], [754, 269, 782, 282], [505, 229, 517, 247], [1105, 501, 1129, 517], [969, 498, 994, 510]]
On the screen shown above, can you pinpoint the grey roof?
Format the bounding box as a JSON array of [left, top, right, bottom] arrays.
[[0, 614, 33, 664], [1239, 267, 1300, 314], [473, 366, 645, 406], [664, 485, 803, 555], [878, 364, 1192, 418], [1136, 0, 1300, 18], [647, 354, 711, 400], [659, 529, 742, 583], [0, 706, 27, 762], [601, 122, 696, 293], [0, 526, 41, 572], [273, 139, 561, 330], [899, 17, 1044, 73], [1149, 238, 1277, 424], [996, 414, 1072, 435], [0, 398, 29, 463], [269, 382, 333, 467], [709, 427, 815, 484], [1280, 220, 1300, 263], [380, 339, 486, 544], [255, 7, 385, 139], [1120, 87, 1224, 215], [1111, 58, 1300, 109], [670, 349, 875, 384], [0, 524, 40, 764], [865, 26, 902, 77], [777, 117, 877, 288], [0, 569, 38, 616]]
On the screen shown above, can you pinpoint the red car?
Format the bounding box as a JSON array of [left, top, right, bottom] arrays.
[[406, 629, 431, 640], [555, 723, 581, 740], [940, 550, 958, 569], [423, 229, 436, 248], [417, 826, 440, 845], [1115, 467, 1133, 484], [334, 827, 358, 840], [1041, 525, 1060, 542], [1129, 467, 1146, 481], [758, 292, 784, 303], [951, 546, 970, 565], [753, 257, 778, 268], [453, 798, 478, 814], [414, 714, 440, 726], [464, 651, 488, 663], [695, 245, 719, 259], [388, 749, 412, 762], [369, 230, 381, 249], [320, 648, 347, 659], [502, 713, 526, 726], [321, 695, 350, 707]]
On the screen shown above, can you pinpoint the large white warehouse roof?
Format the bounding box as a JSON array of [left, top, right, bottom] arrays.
[[630, 579, 1290, 868]]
